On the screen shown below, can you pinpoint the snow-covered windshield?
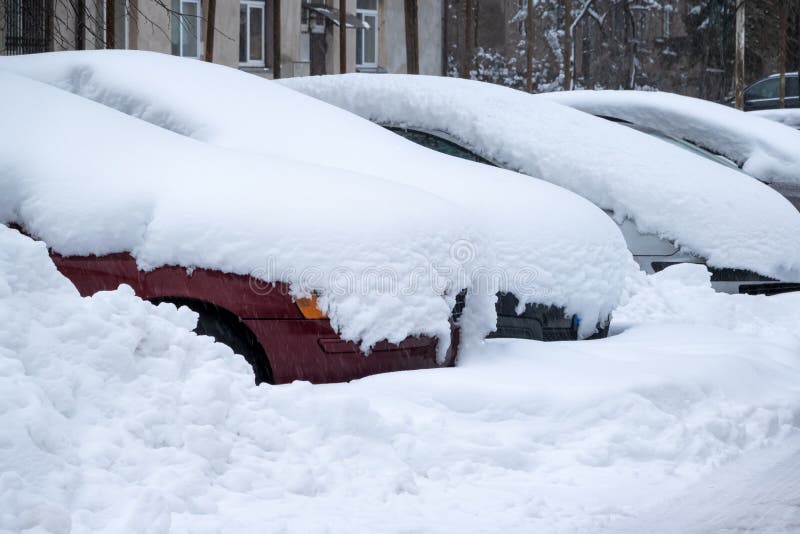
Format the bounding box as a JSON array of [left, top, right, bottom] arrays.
[[610, 119, 741, 171]]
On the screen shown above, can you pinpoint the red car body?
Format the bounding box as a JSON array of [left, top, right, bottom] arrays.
[[51, 252, 458, 384]]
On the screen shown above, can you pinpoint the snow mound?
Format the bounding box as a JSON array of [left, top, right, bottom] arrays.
[[0, 51, 633, 337], [0, 68, 493, 356], [3, 224, 800, 533], [279, 73, 800, 282], [614, 263, 800, 346], [543, 90, 800, 186]]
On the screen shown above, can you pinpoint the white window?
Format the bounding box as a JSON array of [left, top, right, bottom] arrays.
[[356, 0, 378, 68], [171, 0, 201, 58], [239, 0, 265, 66]]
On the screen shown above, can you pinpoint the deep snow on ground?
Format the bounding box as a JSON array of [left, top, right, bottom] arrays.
[[3, 225, 800, 533]]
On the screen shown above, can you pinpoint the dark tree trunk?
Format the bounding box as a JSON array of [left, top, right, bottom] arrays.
[[404, 0, 419, 74], [205, 0, 216, 61], [75, 0, 85, 49], [339, 0, 347, 73], [273, 0, 281, 77], [564, 0, 573, 89], [526, 0, 534, 92], [462, 0, 474, 78], [779, 0, 787, 107], [735, 0, 746, 109], [106, 0, 115, 48]]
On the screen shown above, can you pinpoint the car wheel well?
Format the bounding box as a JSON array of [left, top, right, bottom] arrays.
[[148, 296, 274, 385]]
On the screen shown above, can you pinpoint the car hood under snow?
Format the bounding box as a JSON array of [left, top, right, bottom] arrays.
[[280, 73, 800, 283], [0, 52, 634, 346]]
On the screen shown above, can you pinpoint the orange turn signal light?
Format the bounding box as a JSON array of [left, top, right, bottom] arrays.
[[295, 295, 328, 319]]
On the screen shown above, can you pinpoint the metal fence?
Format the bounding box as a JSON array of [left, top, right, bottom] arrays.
[[3, 0, 52, 54]]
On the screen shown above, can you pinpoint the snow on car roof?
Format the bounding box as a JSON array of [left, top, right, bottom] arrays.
[[0, 69, 497, 357], [279, 74, 800, 282], [752, 108, 800, 130], [541, 89, 800, 186], [0, 51, 633, 337]]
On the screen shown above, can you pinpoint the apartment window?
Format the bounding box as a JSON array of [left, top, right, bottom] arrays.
[[356, 0, 378, 67], [171, 0, 201, 58], [240, 0, 265, 66]]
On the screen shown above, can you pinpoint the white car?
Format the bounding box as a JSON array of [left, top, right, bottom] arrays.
[[542, 89, 800, 212], [280, 74, 800, 296], [752, 108, 800, 130], [0, 51, 634, 341]]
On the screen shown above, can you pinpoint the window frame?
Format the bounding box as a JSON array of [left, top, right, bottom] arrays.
[[172, 0, 202, 59], [239, 0, 266, 67], [355, 3, 378, 68]]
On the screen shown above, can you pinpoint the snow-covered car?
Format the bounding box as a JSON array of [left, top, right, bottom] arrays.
[[542, 89, 800, 212], [0, 70, 487, 384], [752, 108, 800, 130], [0, 53, 633, 384], [279, 74, 800, 296], [1, 51, 633, 342]]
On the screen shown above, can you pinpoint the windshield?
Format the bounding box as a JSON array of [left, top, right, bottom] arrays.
[[386, 127, 496, 166], [614, 121, 742, 171]]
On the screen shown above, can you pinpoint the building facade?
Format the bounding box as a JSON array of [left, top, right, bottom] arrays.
[[0, 0, 446, 78]]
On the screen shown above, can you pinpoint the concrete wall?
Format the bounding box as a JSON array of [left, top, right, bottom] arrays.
[[134, 0, 171, 54], [209, 0, 239, 67], [418, 0, 443, 75], [379, 0, 443, 75]]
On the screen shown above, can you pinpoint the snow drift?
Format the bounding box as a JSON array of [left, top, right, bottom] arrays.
[[0, 51, 633, 337], [543, 89, 800, 185], [279, 74, 800, 283], [2, 224, 800, 533]]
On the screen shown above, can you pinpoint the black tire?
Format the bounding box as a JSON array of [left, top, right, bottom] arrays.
[[150, 298, 273, 384], [587, 323, 610, 340]]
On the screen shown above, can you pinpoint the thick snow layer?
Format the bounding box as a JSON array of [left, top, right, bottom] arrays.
[[0, 51, 633, 336], [0, 69, 493, 356], [543, 90, 800, 185], [3, 225, 800, 533], [752, 108, 800, 130], [278, 73, 800, 281]]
